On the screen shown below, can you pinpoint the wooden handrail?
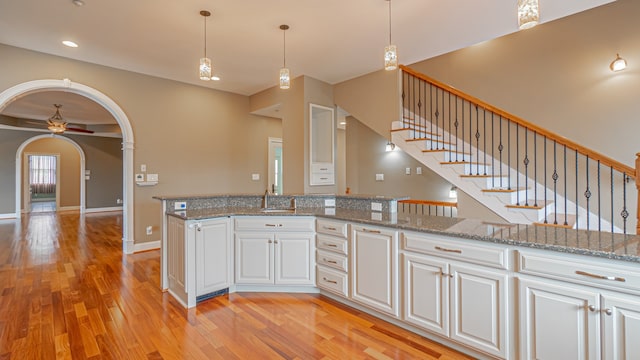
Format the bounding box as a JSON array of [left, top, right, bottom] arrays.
[[399, 199, 457, 208], [400, 65, 636, 178]]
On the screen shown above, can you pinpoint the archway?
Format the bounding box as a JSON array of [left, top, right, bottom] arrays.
[[0, 79, 135, 254], [17, 135, 86, 213]]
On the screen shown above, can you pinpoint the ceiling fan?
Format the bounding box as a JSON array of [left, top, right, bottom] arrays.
[[46, 104, 94, 134]]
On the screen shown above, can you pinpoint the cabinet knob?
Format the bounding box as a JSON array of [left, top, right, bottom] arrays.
[[588, 305, 597, 312], [604, 308, 613, 316], [268, 240, 273, 244]]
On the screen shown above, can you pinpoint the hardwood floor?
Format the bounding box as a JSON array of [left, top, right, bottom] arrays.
[[0, 211, 473, 359]]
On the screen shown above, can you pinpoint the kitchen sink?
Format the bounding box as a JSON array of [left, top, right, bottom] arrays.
[[260, 208, 296, 213]]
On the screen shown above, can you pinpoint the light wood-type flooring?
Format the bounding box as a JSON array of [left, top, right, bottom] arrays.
[[0, 211, 473, 359]]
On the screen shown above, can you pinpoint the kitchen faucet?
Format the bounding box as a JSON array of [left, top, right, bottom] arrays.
[[262, 189, 270, 209]]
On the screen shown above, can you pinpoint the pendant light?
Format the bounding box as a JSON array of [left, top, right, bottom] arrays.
[[518, 0, 539, 30], [199, 10, 212, 81], [610, 54, 627, 72], [384, 0, 397, 71], [47, 104, 67, 134], [279, 24, 291, 89]]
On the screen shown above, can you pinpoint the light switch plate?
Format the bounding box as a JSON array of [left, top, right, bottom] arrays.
[[375, 173, 384, 181], [146, 173, 158, 182], [416, 167, 422, 175], [405, 167, 411, 175], [252, 173, 260, 180], [141, 164, 147, 172]]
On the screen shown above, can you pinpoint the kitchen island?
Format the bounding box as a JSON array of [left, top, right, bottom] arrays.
[[156, 194, 640, 359]]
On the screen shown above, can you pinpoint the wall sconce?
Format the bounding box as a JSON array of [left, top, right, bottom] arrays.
[[449, 186, 458, 199], [385, 141, 396, 152], [610, 54, 627, 72]]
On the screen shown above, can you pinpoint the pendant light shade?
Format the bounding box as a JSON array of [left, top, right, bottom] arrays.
[[384, 0, 397, 71], [518, 0, 539, 30], [610, 53, 627, 72], [279, 24, 290, 89], [199, 10, 212, 81]]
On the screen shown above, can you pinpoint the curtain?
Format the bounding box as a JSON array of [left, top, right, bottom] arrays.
[[29, 155, 57, 194]]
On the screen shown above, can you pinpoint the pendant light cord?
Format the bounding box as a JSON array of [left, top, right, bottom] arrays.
[[203, 15, 207, 58], [388, 0, 392, 45], [283, 29, 286, 68]]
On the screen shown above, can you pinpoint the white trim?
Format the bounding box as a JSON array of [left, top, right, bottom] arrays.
[[0, 79, 135, 254], [57, 206, 82, 212], [133, 240, 160, 253], [85, 207, 123, 213], [0, 213, 16, 219]]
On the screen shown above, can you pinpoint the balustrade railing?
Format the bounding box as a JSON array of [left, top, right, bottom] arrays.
[[399, 199, 457, 217], [400, 65, 637, 234]]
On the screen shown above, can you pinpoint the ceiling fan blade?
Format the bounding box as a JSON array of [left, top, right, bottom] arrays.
[[65, 126, 95, 134]]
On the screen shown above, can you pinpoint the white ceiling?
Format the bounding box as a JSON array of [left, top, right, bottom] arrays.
[[0, 0, 614, 125]]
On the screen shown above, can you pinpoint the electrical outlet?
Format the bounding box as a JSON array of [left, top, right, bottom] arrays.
[[405, 167, 411, 175], [375, 173, 384, 181], [252, 173, 260, 181], [324, 198, 336, 207], [416, 167, 422, 175], [174, 201, 186, 210], [146, 226, 152, 235], [371, 202, 383, 211]]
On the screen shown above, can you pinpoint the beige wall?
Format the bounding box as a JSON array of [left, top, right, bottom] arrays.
[[0, 44, 281, 244], [23, 137, 80, 209]]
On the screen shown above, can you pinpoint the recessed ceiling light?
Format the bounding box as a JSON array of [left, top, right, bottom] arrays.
[[62, 40, 78, 48], [211, 76, 220, 81], [72, 0, 85, 6]]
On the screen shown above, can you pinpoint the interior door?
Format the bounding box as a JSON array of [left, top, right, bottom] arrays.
[[268, 138, 283, 194]]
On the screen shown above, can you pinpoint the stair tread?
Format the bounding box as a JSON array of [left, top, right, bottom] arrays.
[[406, 137, 448, 143], [482, 187, 529, 193], [506, 200, 554, 210], [534, 213, 577, 228], [440, 161, 488, 165], [459, 174, 507, 178]]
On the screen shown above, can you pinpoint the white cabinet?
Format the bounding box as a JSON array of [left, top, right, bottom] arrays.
[[166, 216, 231, 308], [351, 224, 399, 317], [235, 216, 315, 286], [518, 250, 640, 360], [316, 219, 349, 297], [518, 277, 599, 360], [195, 218, 232, 297], [402, 231, 509, 359]]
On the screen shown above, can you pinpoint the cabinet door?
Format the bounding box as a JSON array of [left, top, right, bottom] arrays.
[[351, 225, 398, 317], [450, 264, 508, 359], [518, 277, 600, 360], [275, 233, 314, 285], [167, 216, 187, 299], [403, 254, 449, 336], [195, 218, 231, 296], [602, 294, 640, 360], [235, 233, 274, 284]]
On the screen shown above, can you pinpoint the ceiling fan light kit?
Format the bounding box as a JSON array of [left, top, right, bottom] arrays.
[[45, 104, 94, 134]]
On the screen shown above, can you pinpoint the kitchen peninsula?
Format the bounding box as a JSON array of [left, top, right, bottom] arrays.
[[155, 193, 640, 360]]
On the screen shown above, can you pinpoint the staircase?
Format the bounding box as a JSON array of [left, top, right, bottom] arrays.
[[393, 65, 638, 234]]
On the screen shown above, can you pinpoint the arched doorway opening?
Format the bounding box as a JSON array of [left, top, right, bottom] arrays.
[[17, 135, 86, 213], [0, 79, 135, 253]]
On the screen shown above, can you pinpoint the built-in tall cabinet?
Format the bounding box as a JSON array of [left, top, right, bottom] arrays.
[[235, 216, 315, 286]]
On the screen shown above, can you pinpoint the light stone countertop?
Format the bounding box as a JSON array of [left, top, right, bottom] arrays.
[[166, 207, 640, 263]]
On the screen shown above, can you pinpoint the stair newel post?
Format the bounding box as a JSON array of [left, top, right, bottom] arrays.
[[635, 152, 640, 234]]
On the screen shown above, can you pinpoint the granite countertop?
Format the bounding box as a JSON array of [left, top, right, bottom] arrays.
[[167, 207, 640, 263], [153, 193, 408, 201]]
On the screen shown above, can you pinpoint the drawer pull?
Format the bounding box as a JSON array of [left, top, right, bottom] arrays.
[[361, 228, 381, 234], [322, 277, 338, 284], [323, 243, 338, 248], [323, 258, 338, 264], [265, 223, 283, 227], [435, 246, 462, 254], [323, 226, 337, 231], [575, 270, 626, 283]]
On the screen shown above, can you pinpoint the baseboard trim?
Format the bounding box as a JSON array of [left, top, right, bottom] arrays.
[[0, 213, 16, 219], [58, 206, 81, 212], [85, 207, 123, 213], [133, 240, 160, 253]]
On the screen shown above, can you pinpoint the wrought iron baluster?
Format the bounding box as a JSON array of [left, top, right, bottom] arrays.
[[469, 102, 472, 172], [402, 72, 406, 128], [622, 173, 629, 234], [598, 161, 601, 232], [499, 116, 504, 188], [552, 140, 558, 225], [492, 113, 495, 188], [563, 145, 568, 226], [435, 88, 440, 149], [417, 80, 422, 141], [516, 124, 520, 204], [454, 96, 459, 162], [585, 156, 591, 231], [448, 92, 452, 162], [483, 109, 487, 175], [429, 82, 433, 145], [575, 150, 578, 230], [524, 128, 529, 206], [534, 132, 537, 207], [610, 167, 614, 233], [507, 119, 511, 190], [543, 136, 548, 224], [475, 105, 480, 175], [461, 100, 465, 162]]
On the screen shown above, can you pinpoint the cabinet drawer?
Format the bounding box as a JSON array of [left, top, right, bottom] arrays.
[[402, 231, 509, 270], [235, 216, 314, 232], [317, 266, 348, 297], [518, 251, 640, 293], [311, 173, 335, 185], [311, 163, 333, 173], [316, 219, 347, 238], [316, 234, 348, 255], [316, 250, 348, 272]]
